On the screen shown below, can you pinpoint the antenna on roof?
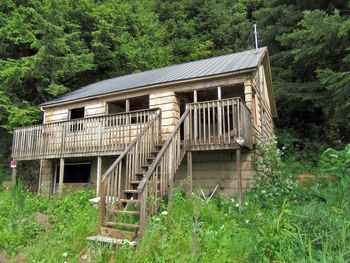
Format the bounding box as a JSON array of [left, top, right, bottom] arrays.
[[253, 22, 259, 53]]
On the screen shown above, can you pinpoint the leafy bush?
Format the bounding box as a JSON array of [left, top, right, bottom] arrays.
[[252, 137, 297, 202]]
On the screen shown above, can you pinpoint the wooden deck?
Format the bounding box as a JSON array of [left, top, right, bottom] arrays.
[[12, 109, 159, 160], [12, 98, 252, 161]]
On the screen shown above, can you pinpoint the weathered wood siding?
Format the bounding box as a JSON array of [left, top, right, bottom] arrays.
[[149, 91, 180, 140], [45, 101, 106, 124], [244, 65, 274, 143]]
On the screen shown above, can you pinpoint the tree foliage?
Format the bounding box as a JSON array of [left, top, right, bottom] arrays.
[[0, 0, 349, 170]]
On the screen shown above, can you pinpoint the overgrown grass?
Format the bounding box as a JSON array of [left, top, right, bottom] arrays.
[[0, 188, 97, 262], [0, 144, 349, 262]]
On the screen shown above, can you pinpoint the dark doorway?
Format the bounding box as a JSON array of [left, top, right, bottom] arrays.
[[55, 163, 91, 183], [222, 84, 245, 101]]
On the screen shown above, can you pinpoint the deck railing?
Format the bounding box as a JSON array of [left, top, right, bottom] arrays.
[[187, 97, 253, 149], [11, 109, 159, 160]]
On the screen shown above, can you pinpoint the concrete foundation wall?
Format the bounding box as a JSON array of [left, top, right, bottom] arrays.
[[175, 150, 254, 196]]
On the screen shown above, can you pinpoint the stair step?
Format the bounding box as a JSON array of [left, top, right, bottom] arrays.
[[124, 189, 140, 194], [111, 209, 140, 216], [87, 235, 137, 246], [106, 222, 140, 229], [155, 144, 163, 150], [130, 180, 142, 185], [118, 199, 140, 204], [99, 226, 137, 240]]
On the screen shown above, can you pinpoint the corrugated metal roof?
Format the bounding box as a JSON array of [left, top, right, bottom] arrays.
[[42, 47, 267, 106]]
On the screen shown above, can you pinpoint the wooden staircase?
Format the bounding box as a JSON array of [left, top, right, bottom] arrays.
[[98, 143, 164, 241], [89, 108, 188, 244], [89, 98, 253, 244]]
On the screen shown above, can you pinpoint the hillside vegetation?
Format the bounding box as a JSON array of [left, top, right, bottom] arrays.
[[0, 0, 349, 178], [1, 143, 349, 262]]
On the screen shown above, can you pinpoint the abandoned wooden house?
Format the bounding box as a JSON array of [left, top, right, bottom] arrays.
[[11, 47, 276, 241]]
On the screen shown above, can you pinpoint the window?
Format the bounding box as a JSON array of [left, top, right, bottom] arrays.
[[69, 107, 85, 131], [70, 107, 85, 119], [107, 100, 126, 114], [55, 163, 91, 183], [222, 85, 245, 101], [107, 95, 150, 124]]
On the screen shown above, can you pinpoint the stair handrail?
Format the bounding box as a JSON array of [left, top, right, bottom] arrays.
[[98, 108, 161, 234], [138, 108, 190, 236]]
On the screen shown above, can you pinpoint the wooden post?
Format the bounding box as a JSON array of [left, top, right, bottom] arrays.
[[58, 158, 65, 194], [217, 87, 222, 136], [98, 181, 106, 235], [168, 144, 174, 210], [217, 86, 222, 100], [187, 151, 192, 194], [236, 147, 243, 205], [38, 159, 43, 194], [96, 156, 102, 197], [193, 90, 198, 139], [11, 167, 17, 186], [139, 184, 148, 237], [125, 99, 130, 112]]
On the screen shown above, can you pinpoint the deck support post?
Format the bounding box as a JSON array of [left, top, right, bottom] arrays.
[[96, 156, 102, 197], [187, 151, 192, 194], [236, 147, 243, 205], [11, 167, 17, 186], [139, 184, 148, 237], [58, 158, 65, 194], [38, 159, 43, 194], [168, 145, 174, 210]]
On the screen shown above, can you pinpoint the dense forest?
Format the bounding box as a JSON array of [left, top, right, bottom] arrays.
[[0, 0, 349, 173]]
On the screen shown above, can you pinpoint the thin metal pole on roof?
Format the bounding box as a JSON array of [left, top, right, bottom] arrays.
[[253, 23, 259, 52]]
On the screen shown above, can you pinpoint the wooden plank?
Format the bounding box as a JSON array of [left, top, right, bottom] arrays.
[[58, 158, 64, 194], [236, 147, 243, 205], [187, 151, 192, 193], [96, 156, 102, 197]]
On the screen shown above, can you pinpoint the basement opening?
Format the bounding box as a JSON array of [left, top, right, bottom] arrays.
[[55, 163, 91, 184]]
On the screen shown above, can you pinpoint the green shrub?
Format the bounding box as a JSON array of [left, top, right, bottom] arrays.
[[252, 137, 298, 202]]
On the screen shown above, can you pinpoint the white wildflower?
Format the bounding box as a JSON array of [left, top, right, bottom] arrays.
[[245, 220, 249, 224], [161, 211, 168, 216], [235, 203, 240, 207], [62, 252, 68, 258]]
